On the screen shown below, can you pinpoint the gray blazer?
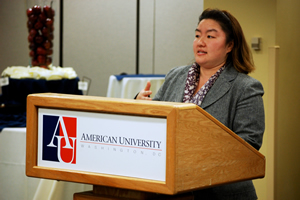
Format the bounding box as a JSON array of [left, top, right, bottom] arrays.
[[153, 63, 265, 199]]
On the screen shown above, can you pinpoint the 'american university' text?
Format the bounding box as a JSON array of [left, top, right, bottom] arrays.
[[81, 133, 162, 149]]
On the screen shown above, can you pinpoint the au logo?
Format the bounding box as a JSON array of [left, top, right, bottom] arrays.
[[42, 115, 77, 164]]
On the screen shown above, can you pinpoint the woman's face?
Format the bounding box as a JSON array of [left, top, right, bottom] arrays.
[[193, 19, 233, 69]]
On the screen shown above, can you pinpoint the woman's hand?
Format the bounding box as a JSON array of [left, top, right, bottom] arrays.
[[136, 81, 152, 100]]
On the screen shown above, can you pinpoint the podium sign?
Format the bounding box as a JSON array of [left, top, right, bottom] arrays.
[[26, 93, 265, 195], [37, 108, 167, 181]]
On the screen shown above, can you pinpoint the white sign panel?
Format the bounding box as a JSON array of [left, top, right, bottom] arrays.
[[38, 108, 167, 181]]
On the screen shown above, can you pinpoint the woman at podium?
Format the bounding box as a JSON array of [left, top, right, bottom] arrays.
[[136, 8, 264, 200]]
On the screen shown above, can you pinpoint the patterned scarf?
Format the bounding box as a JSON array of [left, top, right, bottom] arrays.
[[183, 62, 225, 106]]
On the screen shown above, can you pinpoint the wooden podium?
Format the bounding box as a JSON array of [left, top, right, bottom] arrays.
[[26, 93, 265, 200]]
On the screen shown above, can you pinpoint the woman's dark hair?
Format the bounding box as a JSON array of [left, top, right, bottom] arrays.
[[199, 8, 254, 74]]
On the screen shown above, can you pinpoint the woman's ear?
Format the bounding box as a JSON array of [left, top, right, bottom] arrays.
[[226, 41, 234, 53]]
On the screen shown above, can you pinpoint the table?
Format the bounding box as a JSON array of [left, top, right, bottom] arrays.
[[1, 77, 82, 109], [0, 127, 92, 200], [106, 75, 165, 99], [0, 77, 83, 131]]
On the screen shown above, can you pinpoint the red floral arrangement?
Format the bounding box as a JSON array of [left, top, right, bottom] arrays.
[[26, 2, 54, 69]]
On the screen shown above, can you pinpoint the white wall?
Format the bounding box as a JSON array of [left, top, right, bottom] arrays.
[[63, 0, 203, 97], [139, 0, 203, 74], [0, 0, 203, 97], [63, 0, 137, 97]]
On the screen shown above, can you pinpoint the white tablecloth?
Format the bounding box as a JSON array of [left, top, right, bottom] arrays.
[[0, 128, 92, 200], [106, 75, 165, 99]]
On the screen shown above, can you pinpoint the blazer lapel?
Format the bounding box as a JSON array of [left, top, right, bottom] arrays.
[[201, 64, 238, 109]]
